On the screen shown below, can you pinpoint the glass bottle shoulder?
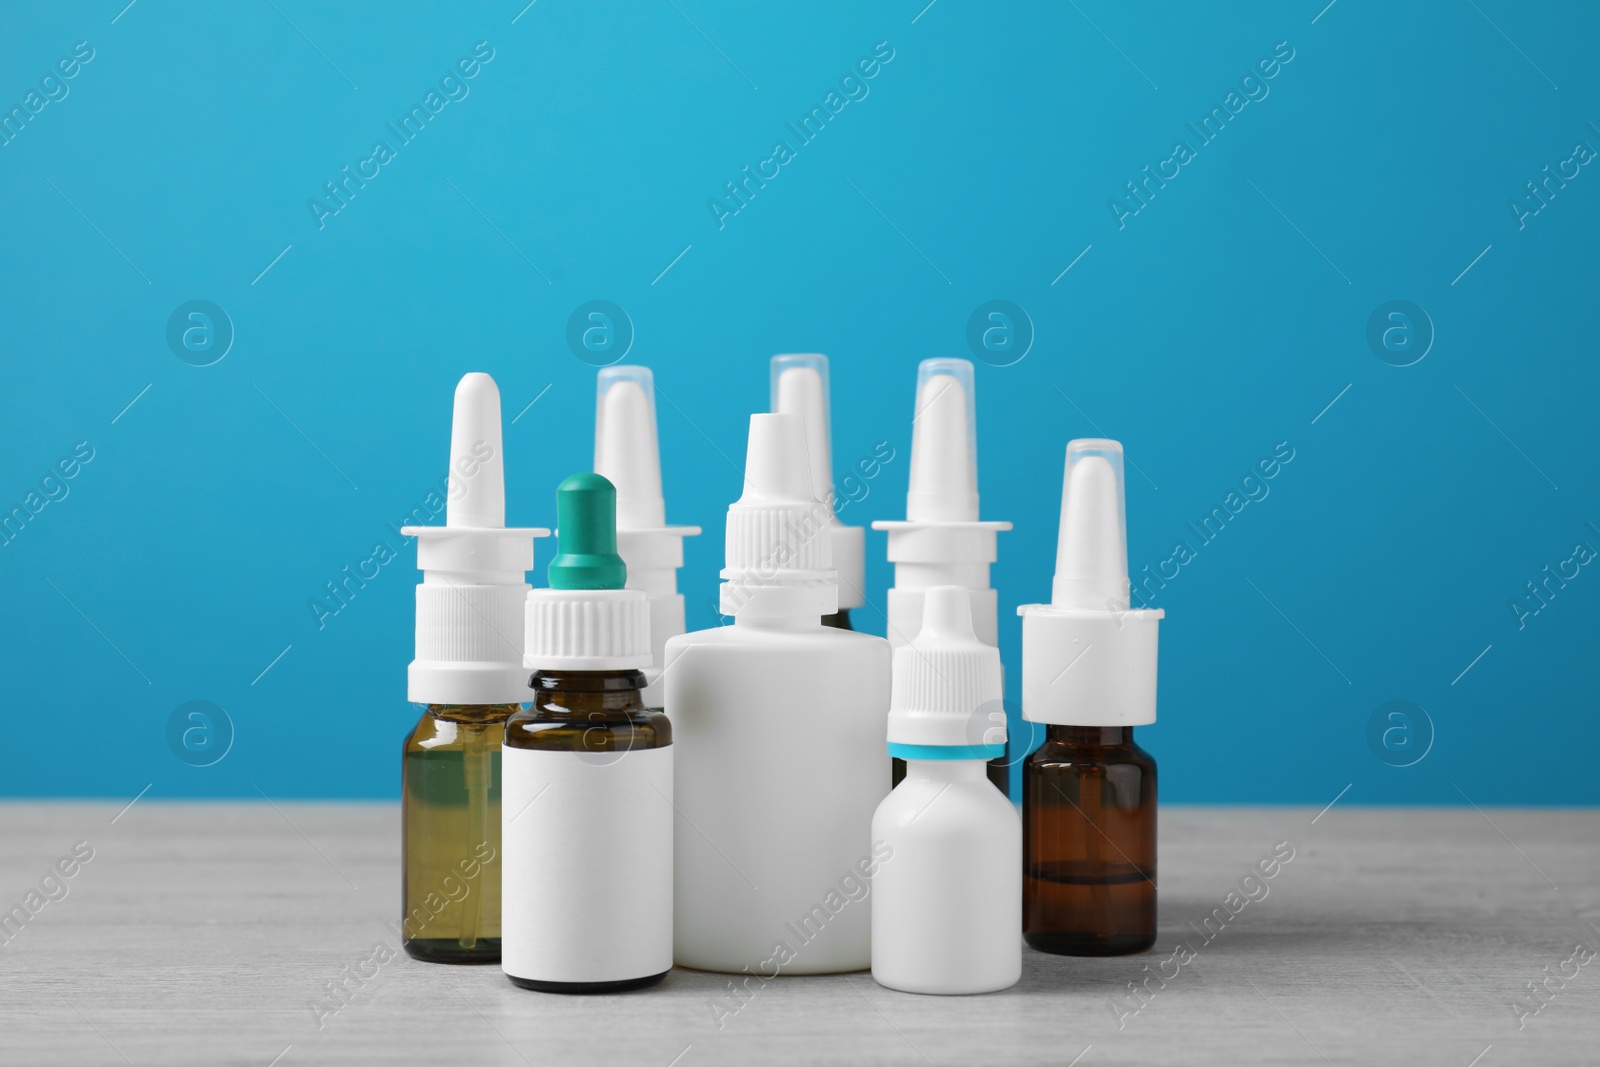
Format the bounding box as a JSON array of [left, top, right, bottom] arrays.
[[404, 703, 517, 754], [505, 673, 669, 752], [1027, 728, 1156, 771]]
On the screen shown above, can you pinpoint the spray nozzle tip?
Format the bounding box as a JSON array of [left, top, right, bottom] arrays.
[[595, 366, 666, 530], [548, 472, 627, 590], [1051, 439, 1130, 610], [446, 372, 506, 530], [907, 358, 980, 522], [770, 354, 835, 512]]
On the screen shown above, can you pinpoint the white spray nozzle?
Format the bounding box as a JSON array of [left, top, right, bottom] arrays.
[[871, 358, 1010, 649], [591, 365, 700, 705], [595, 366, 666, 530], [1051, 439, 1129, 610], [770, 353, 864, 610], [403, 372, 549, 706], [770, 354, 835, 511], [447, 371, 507, 530], [907, 359, 980, 523], [1019, 436, 1160, 728]]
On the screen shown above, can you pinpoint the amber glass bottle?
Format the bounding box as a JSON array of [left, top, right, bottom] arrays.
[[502, 668, 671, 993], [1023, 725, 1156, 956], [401, 702, 514, 963]]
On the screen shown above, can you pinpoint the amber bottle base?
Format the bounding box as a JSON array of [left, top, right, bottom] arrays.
[[403, 937, 501, 964], [1024, 930, 1155, 956], [506, 969, 669, 994]]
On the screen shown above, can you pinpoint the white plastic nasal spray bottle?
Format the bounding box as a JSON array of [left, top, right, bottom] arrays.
[[1020, 439, 1163, 956], [871, 585, 1021, 995], [771, 354, 866, 629], [593, 366, 700, 709], [399, 372, 548, 964], [872, 358, 1012, 793], [665, 412, 890, 974]]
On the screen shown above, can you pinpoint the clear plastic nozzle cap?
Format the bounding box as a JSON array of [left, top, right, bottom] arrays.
[[1051, 439, 1130, 610], [594, 366, 666, 530], [907, 358, 980, 523], [770, 354, 836, 515], [446, 372, 506, 529]]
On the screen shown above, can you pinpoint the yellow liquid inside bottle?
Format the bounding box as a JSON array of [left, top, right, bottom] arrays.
[[401, 703, 515, 963]]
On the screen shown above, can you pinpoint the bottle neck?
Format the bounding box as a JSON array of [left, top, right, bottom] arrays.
[[528, 669, 647, 713], [426, 703, 519, 724], [1047, 725, 1136, 747], [903, 759, 987, 783], [734, 612, 821, 632]]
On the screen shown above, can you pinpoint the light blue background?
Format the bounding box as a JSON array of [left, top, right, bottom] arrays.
[[3, 1, 1596, 803]]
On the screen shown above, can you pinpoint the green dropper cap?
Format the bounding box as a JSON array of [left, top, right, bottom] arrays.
[[548, 472, 628, 591]]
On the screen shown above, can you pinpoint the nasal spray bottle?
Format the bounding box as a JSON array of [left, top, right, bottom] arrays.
[[502, 473, 672, 992], [871, 359, 1012, 795], [871, 585, 1020, 995], [771, 354, 865, 629], [1021, 439, 1162, 956], [400, 372, 548, 964], [593, 366, 701, 709], [665, 413, 890, 974]]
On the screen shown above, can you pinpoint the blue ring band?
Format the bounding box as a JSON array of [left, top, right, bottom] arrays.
[[887, 742, 1006, 761]]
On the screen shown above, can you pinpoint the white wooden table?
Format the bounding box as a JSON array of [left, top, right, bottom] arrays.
[[1, 802, 1595, 1065]]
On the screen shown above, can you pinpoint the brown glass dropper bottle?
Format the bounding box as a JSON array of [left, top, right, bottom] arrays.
[[1019, 439, 1164, 956]]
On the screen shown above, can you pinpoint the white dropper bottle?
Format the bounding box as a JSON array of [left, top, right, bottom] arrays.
[[871, 585, 1021, 994], [771, 354, 865, 627], [593, 366, 700, 708]]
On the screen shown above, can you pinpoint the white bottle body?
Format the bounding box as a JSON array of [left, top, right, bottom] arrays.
[[664, 619, 890, 974], [640, 589, 685, 708], [500, 745, 674, 986], [871, 759, 1021, 994]]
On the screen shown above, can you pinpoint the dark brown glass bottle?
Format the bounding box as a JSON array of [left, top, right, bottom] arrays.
[[502, 668, 671, 993], [1023, 725, 1156, 955], [401, 703, 514, 964]]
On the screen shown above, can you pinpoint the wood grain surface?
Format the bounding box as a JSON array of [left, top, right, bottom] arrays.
[[1, 801, 1595, 1065]]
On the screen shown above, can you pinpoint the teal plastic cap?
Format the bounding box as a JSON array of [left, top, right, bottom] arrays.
[[548, 472, 627, 591]]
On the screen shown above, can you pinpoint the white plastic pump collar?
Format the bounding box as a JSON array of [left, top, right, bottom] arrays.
[[404, 372, 549, 705]]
